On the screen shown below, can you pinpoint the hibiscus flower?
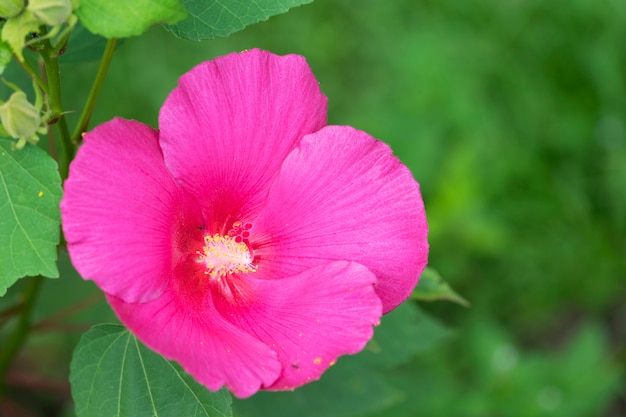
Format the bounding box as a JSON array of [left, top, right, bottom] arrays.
[[61, 49, 428, 398]]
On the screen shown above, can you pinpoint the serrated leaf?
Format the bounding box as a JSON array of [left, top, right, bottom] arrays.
[[71, 324, 233, 417], [76, 0, 187, 38], [0, 139, 61, 295], [0, 40, 11, 76], [411, 267, 470, 307], [164, 0, 312, 41]]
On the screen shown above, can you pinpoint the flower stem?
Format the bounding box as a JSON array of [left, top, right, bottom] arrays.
[[15, 57, 49, 97], [40, 38, 72, 180], [72, 38, 118, 143], [0, 276, 43, 393]]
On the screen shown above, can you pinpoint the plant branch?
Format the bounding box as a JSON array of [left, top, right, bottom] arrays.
[[15, 57, 49, 97], [40, 36, 72, 180], [72, 38, 117, 143]]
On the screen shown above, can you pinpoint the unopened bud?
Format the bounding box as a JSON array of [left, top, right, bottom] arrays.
[[27, 0, 72, 26], [0, 91, 41, 140], [1, 9, 40, 62], [0, 0, 24, 18]]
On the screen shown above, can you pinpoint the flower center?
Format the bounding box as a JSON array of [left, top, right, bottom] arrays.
[[197, 222, 256, 279]]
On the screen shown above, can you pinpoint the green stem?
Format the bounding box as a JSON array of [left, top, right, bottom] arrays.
[[0, 276, 43, 393], [40, 39, 72, 181], [72, 38, 118, 143], [51, 31, 72, 58], [15, 57, 49, 97]]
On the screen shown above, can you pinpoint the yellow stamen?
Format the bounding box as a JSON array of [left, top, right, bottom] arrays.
[[198, 233, 256, 278]]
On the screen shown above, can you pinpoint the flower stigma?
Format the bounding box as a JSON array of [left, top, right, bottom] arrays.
[[197, 228, 257, 280]]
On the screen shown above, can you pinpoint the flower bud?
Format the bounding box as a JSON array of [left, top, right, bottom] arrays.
[[0, 91, 41, 140], [27, 0, 72, 26], [0, 0, 24, 18], [1, 10, 40, 62]]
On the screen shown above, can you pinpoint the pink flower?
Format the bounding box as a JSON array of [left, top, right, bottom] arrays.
[[61, 49, 428, 398]]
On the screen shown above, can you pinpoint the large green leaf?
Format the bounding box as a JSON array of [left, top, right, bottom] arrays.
[[164, 0, 313, 40], [71, 324, 233, 417], [234, 354, 402, 417], [233, 303, 447, 417], [411, 267, 469, 307], [361, 302, 451, 370], [0, 139, 61, 295], [76, 0, 187, 38]]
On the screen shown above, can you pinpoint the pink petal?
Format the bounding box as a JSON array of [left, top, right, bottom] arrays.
[[107, 289, 282, 398], [212, 261, 382, 390], [251, 126, 429, 313], [61, 118, 204, 303], [158, 49, 328, 229]]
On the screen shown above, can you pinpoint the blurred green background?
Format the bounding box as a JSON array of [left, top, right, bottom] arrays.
[[2, 0, 625, 415]]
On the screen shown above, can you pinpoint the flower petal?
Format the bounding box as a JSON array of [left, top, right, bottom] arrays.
[[61, 118, 204, 303], [252, 126, 429, 313], [158, 49, 328, 228], [107, 289, 282, 398], [212, 261, 382, 391]]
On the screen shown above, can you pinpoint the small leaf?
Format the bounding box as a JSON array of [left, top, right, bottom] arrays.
[[71, 324, 233, 417], [0, 139, 61, 295], [411, 267, 470, 307], [76, 0, 187, 38], [0, 40, 12, 76], [164, 0, 312, 41]]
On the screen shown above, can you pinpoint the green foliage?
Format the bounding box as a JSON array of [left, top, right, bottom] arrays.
[[0, 40, 11, 75], [75, 0, 187, 38], [234, 303, 451, 417], [0, 138, 61, 294], [164, 0, 312, 40], [70, 324, 233, 417], [411, 267, 469, 307], [1, 0, 622, 416], [362, 320, 621, 417]]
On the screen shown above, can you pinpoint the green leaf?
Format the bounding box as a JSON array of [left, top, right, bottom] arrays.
[[361, 302, 451, 369], [71, 324, 233, 417], [0, 139, 61, 295], [234, 304, 447, 417], [234, 354, 401, 417], [76, 0, 187, 38], [411, 267, 470, 307], [164, 0, 313, 41], [0, 40, 11, 76]]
